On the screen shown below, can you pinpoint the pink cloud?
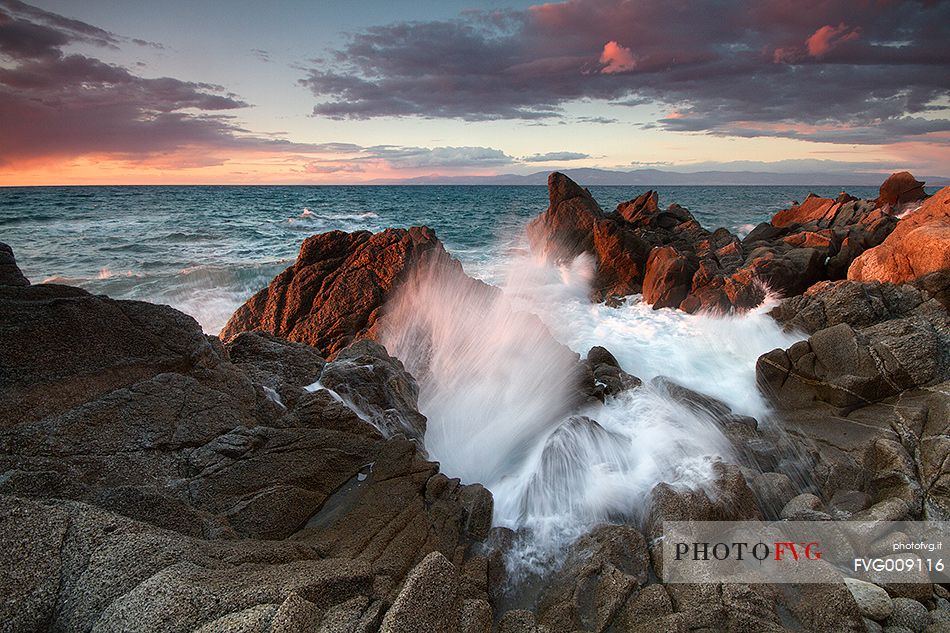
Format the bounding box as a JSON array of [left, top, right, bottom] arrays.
[[805, 23, 860, 57], [599, 40, 636, 74]]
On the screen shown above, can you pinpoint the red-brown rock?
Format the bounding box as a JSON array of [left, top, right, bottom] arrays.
[[591, 219, 651, 299], [221, 227, 458, 358], [848, 186, 950, 285], [642, 246, 697, 309], [877, 171, 927, 208], [616, 190, 659, 223], [771, 194, 838, 228], [526, 172, 605, 262]]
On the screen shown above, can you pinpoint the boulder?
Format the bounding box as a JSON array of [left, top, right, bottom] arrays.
[[849, 186, 950, 285], [646, 462, 760, 541], [845, 578, 894, 621], [0, 258, 497, 628], [379, 552, 462, 633], [878, 172, 928, 208], [771, 194, 839, 228], [318, 339, 427, 442], [586, 346, 641, 397], [886, 597, 930, 632], [642, 246, 696, 309], [756, 316, 948, 411], [536, 524, 649, 632], [0, 242, 29, 286], [221, 227, 460, 358], [526, 171, 605, 262], [768, 280, 941, 335]]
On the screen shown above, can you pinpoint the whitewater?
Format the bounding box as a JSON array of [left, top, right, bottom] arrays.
[[2, 184, 844, 569]]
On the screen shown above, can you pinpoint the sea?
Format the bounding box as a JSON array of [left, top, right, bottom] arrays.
[[0, 183, 883, 570]]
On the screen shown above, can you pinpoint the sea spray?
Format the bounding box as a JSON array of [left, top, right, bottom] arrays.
[[381, 256, 583, 486], [379, 249, 766, 572]]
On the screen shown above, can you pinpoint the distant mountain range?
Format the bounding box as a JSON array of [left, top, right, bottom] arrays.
[[367, 167, 950, 187]]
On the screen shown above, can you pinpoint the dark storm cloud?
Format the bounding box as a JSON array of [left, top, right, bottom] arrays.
[[0, 1, 260, 163], [300, 0, 950, 145]]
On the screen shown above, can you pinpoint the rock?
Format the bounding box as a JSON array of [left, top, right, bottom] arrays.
[[850, 186, 950, 285], [591, 219, 651, 298], [0, 495, 376, 632], [586, 346, 641, 397], [864, 438, 923, 514], [651, 376, 733, 419], [619, 584, 673, 630], [226, 330, 326, 409], [268, 593, 322, 632], [886, 597, 930, 632], [780, 493, 824, 520], [830, 489, 871, 515], [617, 190, 660, 223], [221, 227, 461, 358], [878, 172, 928, 208], [0, 242, 29, 286], [920, 387, 950, 519], [0, 282, 233, 427], [498, 609, 540, 633], [768, 280, 940, 335], [0, 266, 498, 628], [789, 582, 867, 632], [756, 316, 948, 411], [647, 462, 760, 542], [318, 339, 427, 441], [642, 246, 697, 309], [772, 193, 839, 228], [526, 172, 606, 262], [460, 599, 492, 633], [867, 619, 885, 633], [845, 578, 894, 621], [749, 472, 798, 517], [379, 552, 462, 633], [520, 416, 633, 526], [537, 524, 649, 632], [914, 270, 950, 310], [853, 497, 911, 522]]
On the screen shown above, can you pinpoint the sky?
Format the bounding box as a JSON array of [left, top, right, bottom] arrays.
[[0, 0, 948, 185]]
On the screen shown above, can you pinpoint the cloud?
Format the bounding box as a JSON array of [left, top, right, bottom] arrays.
[[0, 1, 269, 165], [805, 23, 860, 58], [299, 0, 950, 148], [522, 151, 590, 162], [599, 40, 635, 73], [300, 145, 516, 174], [360, 145, 514, 169]]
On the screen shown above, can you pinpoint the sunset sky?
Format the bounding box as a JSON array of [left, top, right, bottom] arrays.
[[1, 0, 949, 185]]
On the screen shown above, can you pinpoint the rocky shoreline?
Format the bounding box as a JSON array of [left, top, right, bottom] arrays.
[[2, 171, 949, 632]]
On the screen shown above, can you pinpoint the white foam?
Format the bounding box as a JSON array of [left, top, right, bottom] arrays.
[[378, 247, 799, 565]]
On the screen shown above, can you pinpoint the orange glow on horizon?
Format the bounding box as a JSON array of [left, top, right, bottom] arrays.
[[0, 149, 507, 186]]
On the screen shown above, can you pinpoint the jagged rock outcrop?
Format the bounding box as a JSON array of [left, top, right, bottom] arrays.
[[877, 171, 928, 208], [0, 242, 29, 286], [759, 276, 950, 523], [849, 185, 950, 285], [526, 171, 916, 314], [221, 227, 462, 358], [318, 339, 428, 442], [535, 525, 650, 632], [0, 255, 494, 629]]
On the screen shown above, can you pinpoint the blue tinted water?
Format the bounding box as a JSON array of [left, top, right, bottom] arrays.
[[0, 184, 880, 333]]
